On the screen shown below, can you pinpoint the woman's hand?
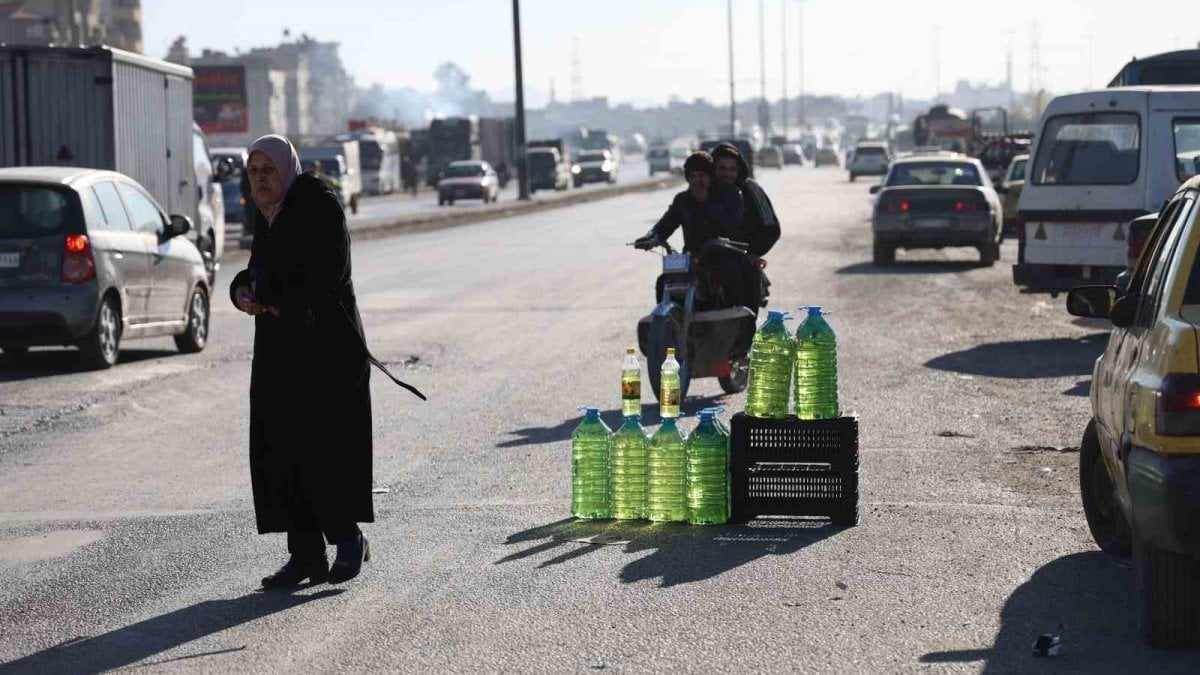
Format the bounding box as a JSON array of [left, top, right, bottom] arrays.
[[236, 285, 280, 318]]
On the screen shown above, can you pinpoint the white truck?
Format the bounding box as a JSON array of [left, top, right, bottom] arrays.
[[299, 141, 363, 214], [0, 45, 227, 280], [1015, 86, 1200, 294]]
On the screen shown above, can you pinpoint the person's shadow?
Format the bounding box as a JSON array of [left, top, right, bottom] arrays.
[[920, 552, 1200, 672], [0, 588, 342, 673], [497, 517, 845, 587]]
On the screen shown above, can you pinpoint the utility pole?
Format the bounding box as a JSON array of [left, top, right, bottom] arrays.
[[727, 0, 736, 136], [797, 0, 805, 128], [933, 24, 941, 100], [781, 0, 788, 139], [758, 0, 769, 133], [512, 0, 529, 200]]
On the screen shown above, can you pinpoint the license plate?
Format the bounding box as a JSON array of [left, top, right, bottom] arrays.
[[1058, 223, 1104, 243], [0, 252, 18, 269], [912, 218, 950, 228]]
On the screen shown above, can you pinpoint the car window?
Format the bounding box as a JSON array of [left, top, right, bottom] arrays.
[[117, 183, 163, 235], [90, 181, 133, 232], [193, 132, 211, 178], [1173, 118, 1200, 183], [1031, 112, 1140, 185], [0, 185, 73, 237], [1009, 159, 1027, 182], [1138, 196, 1195, 326], [886, 162, 981, 186]]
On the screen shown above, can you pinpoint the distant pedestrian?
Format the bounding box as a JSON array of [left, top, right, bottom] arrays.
[[231, 134, 424, 589], [401, 154, 418, 197]]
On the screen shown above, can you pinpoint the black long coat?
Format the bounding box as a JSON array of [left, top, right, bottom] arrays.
[[229, 173, 373, 533]]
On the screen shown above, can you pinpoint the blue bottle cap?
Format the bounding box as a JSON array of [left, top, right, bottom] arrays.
[[698, 406, 726, 420], [577, 406, 600, 415], [799, 305, 824, 316], [766, 310, 793, 323]]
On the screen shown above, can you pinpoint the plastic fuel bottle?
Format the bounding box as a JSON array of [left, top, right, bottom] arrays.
[[571, 407, 612, 519], [660, 348, 681, 418], [686, 407, 730, 525], [609, 415, 649, 520], [621, 348, 642, 417], [744, 311, 796, 418], [647, 416, 688, 523], [794, 306, 840, 420]]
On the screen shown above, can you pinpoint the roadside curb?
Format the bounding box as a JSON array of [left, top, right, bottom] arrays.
[[343, 175, 682, 241]]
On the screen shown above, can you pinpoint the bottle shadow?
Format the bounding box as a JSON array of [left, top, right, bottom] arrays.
[[0, 588, 343, 674], [496, 517, 845, 587], [494, 395, 730, 449]]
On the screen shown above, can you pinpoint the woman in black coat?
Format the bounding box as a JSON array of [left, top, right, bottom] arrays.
[[231, 134, 379, 588]]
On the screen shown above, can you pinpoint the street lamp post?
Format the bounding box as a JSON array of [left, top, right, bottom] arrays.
[[512, 0, 530, 201], [727, 0, 735, 136]]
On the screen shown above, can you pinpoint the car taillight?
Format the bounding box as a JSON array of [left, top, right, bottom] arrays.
[[954, 199, 985, 213], [61, 234, 95, 284], [879, 199, 909, 214], [1156, 374, 1200, 436]]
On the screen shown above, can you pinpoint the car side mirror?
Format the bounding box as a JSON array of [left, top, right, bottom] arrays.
[[165, 214, 192, 239], [1110, 294, 1137, 328], [869, 185, 881, 194], [1066, 285, 1118, 319]]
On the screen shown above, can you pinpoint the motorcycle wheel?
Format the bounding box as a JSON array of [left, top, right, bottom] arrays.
[[719, 355, 750, 394], [647, 306, 692, 403]]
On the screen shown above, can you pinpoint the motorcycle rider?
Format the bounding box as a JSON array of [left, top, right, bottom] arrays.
[[635, 151, 751, 308], [710, 142, 780, 307]]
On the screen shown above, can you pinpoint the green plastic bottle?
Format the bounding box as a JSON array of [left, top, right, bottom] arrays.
[[794, 306, 839, 420], [686, 407, 730, 525], [571, 407, 612, 519], [621, 348, 641, 417], [660, 347, 681, 418], [744, 310, 796, 418], [609, 415, 649, 520], [647, 416, 687, 522]]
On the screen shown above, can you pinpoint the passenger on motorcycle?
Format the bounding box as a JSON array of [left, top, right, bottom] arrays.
[[711, 142, 780, 309], [635, 150, 761, 311]]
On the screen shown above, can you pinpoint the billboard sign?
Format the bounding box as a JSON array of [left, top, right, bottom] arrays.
[[194, 65, 248, 134]]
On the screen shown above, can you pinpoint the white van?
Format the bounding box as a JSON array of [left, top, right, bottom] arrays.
[[1014, 86, 1200, 294]]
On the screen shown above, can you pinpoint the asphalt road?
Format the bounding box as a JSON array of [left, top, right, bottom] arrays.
[[2, 166, 1198, 672]]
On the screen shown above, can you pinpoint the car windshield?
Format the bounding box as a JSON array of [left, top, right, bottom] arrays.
[[670, 147, 689, 159], [1010, 158, 1027, 181], [528, 152, 556, 169], [856, 147, 886, 157], [444, 164, 485, 178], [886, 162, 981, 186], [0, 185, 72, 237], [359, 142, 382, 170], [577, 152, 607, 162], [1173, 119, 1200, 182], [648, 148, 668, 158], [1031, 112, 1140, 185]]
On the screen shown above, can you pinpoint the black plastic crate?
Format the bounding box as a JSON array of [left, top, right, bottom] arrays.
[[729, 413, 860, 525]]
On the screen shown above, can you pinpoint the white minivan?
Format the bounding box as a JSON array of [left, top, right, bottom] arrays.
[[1015, 87, 1200, 294]]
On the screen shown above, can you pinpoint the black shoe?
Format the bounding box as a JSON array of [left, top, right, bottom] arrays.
[[328, 534, 370, 584], [261, 555, 330, 589]]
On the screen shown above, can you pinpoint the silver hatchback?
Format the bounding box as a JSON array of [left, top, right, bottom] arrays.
[[0, 167, 210, 369]]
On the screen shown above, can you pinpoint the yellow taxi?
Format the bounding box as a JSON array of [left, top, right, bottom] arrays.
[[1067, 176, 1200, 646]]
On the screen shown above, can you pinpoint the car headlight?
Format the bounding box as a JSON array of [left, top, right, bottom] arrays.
[[602, 161, 613, 172], [571, 165, 581, 174]]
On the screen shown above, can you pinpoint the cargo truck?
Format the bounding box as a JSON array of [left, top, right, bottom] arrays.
[[479, 117, 517, 188], [0, 45, 227, 280], [427, 117, 480, 186], [298, 140, 363, 214]]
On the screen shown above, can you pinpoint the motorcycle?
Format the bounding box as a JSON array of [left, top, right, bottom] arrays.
[[632, 236, 762, 402]]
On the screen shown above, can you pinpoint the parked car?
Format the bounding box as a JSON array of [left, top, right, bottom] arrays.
[[996, 153, 1027, 236], [211, 146, 248, 225], [1065, 176, 1200, 645], [527, 148, 570, 192], [814, 147, 840, 167], [781, 144, 805, 166], [437, 160, 499, 205], [572, 150, 617, 187], [758, 146, 784, 169], [848, 141, 892, 181], [0, 168, 210, 368], [869, 155, 1003, 265]]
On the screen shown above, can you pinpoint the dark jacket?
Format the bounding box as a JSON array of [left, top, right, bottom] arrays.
[[229, 173, 373, 534], [651, 184, 745, 255], [713, 142, 781, 257]]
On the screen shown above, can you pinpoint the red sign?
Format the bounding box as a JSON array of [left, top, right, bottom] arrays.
[[194, 66, 248, 134]]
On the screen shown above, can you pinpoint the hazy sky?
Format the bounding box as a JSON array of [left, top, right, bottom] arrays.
[[144, 0, 1196, 106]]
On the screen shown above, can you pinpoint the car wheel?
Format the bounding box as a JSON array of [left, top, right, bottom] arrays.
[[80, 294, 120, 369], [173, 288, 209, 354], [979, 241, 998, 267], [1079, 420, 1132, 557], [1136, 535, 1200, 646], [438, 197, 445, 206], [872, 240, 895, 266], [448, 198, 455, 206], [849, 173, 856, 182], [718, 355, 749, 394]]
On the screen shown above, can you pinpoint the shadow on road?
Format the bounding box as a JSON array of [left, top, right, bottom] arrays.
[[497, 517, 844, 587], [0, 588, 342, 673], [495, 395, 729, 449], [1063, 380, 1092, 397], [920, 551, 1200, 672], [836, 260, 984, 275], [925, 333, 1107, 379], [0, 349, 180, 383]]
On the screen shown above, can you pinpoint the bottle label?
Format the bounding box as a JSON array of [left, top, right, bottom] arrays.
[[622, 380, 641, 399], [662, 387, 680, 408]]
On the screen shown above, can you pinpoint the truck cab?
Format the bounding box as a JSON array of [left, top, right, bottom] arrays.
[[1015, 86, 1200, 294]]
